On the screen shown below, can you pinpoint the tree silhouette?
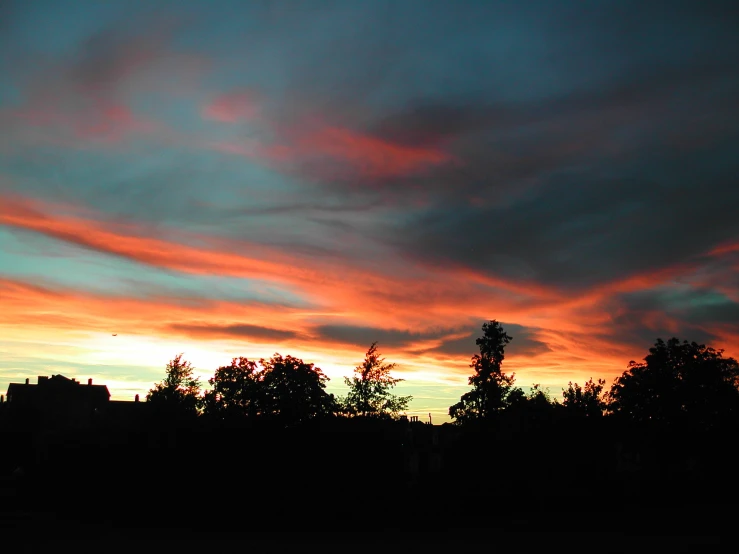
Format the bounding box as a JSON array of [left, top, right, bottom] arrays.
[[147, 353, 203, 420], [449, 320, 515, 424], [562, 378, 606, 418], [341, 342, 411, 419], [259, 354, 336, 427], [506, 386, 527, 409], [203, 357, 261, 421], [503, 383, 556, 432], [526, 383, 554, 410], [606, 337, 739, 429]]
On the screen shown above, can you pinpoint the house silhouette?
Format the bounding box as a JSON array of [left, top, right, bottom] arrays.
[[2, 374, 150, 432], [4, 375, 110, 430]]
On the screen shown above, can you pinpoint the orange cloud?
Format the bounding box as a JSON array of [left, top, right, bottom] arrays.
[[0, 277, 301, 338], [2, 192, 737, 410], [0, 193, 306, 285], [0, 193, 548, 331]]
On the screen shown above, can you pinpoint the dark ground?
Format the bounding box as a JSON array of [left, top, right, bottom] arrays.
[[1, 480, 733, 554], [1, 425, 736, 552]]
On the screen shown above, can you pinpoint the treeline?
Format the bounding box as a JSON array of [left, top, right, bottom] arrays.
[[447, 320, 739, 434], [144, 319, 739, 434], [145, 342, 411, 427]]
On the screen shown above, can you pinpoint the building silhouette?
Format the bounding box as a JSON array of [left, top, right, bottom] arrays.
[[4, 375, 110, 430], [2, 374, 146, 430]]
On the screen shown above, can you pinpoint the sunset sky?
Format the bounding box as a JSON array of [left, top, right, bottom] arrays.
[[1, 1, 738, 421]]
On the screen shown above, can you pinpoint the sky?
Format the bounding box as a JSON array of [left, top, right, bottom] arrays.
[[1, 0, 738, 421]]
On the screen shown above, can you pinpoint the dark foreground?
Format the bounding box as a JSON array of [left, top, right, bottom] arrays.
[[0, 504, 729, 553], [1, 423, 736, 552], [1, 475, 733, 553]]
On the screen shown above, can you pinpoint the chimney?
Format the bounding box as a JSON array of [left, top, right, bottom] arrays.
[[25, 378, 29, 385], [88, 378, 93, 386], [1, 395, 4, 404], [135, 394, 140, 403]]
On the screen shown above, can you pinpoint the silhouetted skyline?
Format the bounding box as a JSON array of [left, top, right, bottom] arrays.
[[2, 321, 738, 544], [1, 1, 738, 420]]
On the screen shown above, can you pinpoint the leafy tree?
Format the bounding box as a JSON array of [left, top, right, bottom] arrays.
[[449, 320, 515, 424], [506, 384, 552, 409], [504, 383, 556, 432], [341, 342, 412, 419], [147, 353, 203, 420], [606, 337, 739, 429], [562, 378, 606, 418], [506, 386, 527, 410], [527, 383, 553, 405], [203, 357, 262, 421], [259, 354, 336, 427], [526, 384, 556, 422]]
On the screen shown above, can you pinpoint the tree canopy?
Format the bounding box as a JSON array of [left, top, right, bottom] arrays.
[[606, 337, 739, 429], [201, 354, 336, 427], [449, 320, 516, 425], [562, 378, 606, 418], [341, 342, 411, 419], [259, 354, 336, 427], [146, 353, 203, 420], [203, 356, 261, 421]]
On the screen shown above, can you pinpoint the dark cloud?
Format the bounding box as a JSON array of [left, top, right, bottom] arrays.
[[369, 55, 737, 150], [431, 322, 552, 358], [258, 54, 739, 238], [314, 324, 434, 349], [169, 323, 298, 342], [226, 0, 739, 232], [605, 318, 717, 358], [620, 288, 739, 328], [4, 8, 184, 97], [316, 321, 552, 359], [68, 25, 163, 93], [577, 287, 739, 360], [385, 139, 739, 290]]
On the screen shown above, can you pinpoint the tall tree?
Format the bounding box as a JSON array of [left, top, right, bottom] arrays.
[[147, 353, 203, 420], [203, 357, 262, 421], [607, 337, 739, 429], [341, 342, 411, 419], [449, 320, 515, 425], [259, 354, 336, 427]]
